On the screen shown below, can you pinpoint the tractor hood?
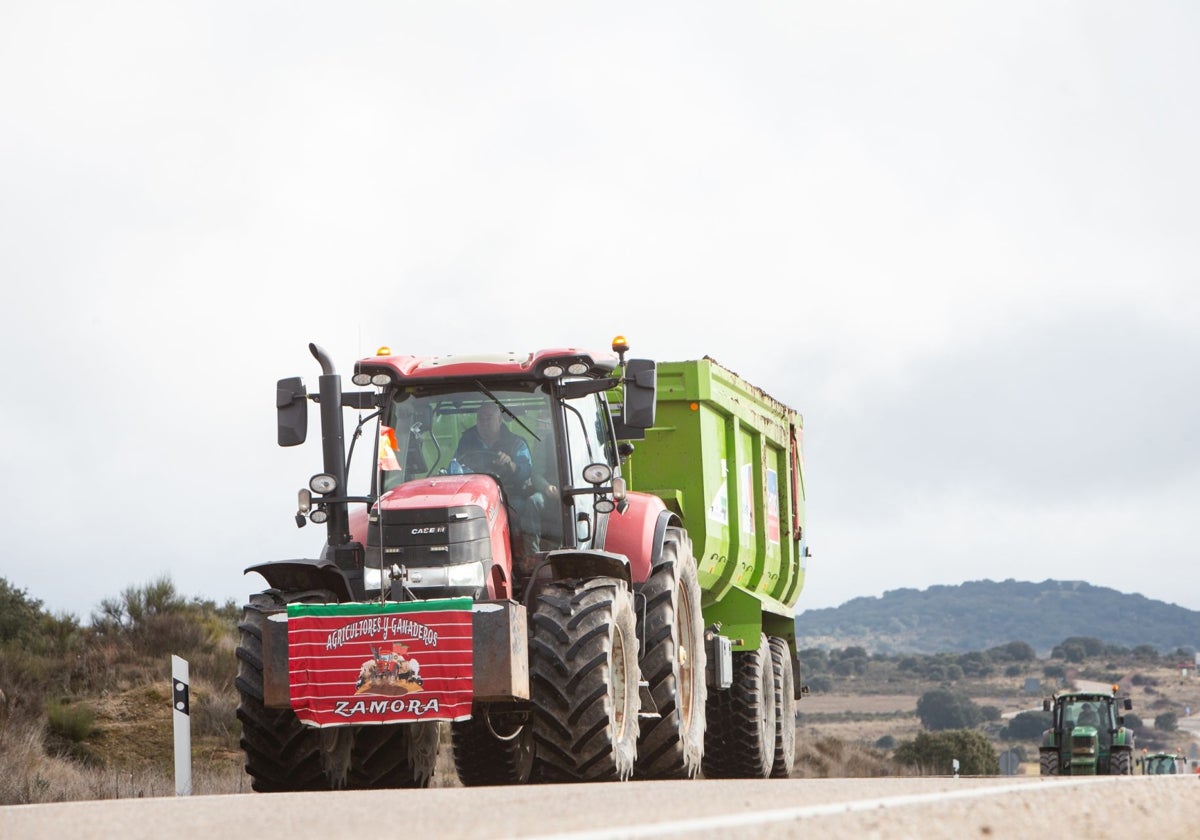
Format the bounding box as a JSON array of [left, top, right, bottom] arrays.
[[356, 473, 516, 601]]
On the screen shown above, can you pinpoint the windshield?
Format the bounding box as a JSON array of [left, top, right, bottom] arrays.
[[1064, 698, 1106, 730], [381, 383, 557, 496]]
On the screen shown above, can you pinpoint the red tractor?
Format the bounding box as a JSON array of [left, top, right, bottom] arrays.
[[236, 339, 710, 788]]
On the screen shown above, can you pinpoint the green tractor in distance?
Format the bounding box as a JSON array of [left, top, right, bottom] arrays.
[[1138, 751, 1188, 775], [1040, 686, 1134, 776]]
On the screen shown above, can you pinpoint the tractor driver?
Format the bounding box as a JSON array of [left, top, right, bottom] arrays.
[[1077, 703, 1100, 728], [455, 402, 545, 553]]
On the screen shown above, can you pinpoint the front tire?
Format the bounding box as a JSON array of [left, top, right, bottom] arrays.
[[768, 637, 796, 778], [529, 577, 640, 782], [1040, 749, 1060, 776], [634, 528, 707, 779], [235, 592, 326, 792], [1108, 748, 1132, 776], [702, 633, 776, 779], [452, 705, 534, 786], [346, 721, 438, 789]]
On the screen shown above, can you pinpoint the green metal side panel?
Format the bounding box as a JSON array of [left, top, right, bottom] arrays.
[[622, 358, 807, 648]]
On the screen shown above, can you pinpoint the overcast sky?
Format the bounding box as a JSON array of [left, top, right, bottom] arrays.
[[2, 2, 1197, 621]]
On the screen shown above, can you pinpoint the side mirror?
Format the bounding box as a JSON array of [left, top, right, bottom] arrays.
[[277, 377, 308, 446], [622, 359, 656, 429], [1123, 698, 1133, 711], [1043, 698, 1052, 712]]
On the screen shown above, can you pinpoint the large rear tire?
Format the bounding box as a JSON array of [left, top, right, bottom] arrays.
[[768, 637, 796, 778], [1108, 748, 1132, 776], [452, 705, 534, 786], [235, 592, 326, 792], [634, 527, 707, 780], [702, 633, 776, 779], [1040, 749, 1060, 776], [529, 577, 640, 782]]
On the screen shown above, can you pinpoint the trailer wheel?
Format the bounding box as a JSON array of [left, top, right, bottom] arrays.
[[346, 721, 438, 789], [1039, 749, 1059, 776], [702, 633, 776, 779], [768, 636, 796, 778], [529, 577, 639, 782], [1108, 748, 1132, 776], [634, 527, 707, 779], [452, 706, 534, 786], [235, 592, 326, 792]]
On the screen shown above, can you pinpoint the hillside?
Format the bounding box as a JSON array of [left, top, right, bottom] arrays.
[[795, 579, 1200, 654]]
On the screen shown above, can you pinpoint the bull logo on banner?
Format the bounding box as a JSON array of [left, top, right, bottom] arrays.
[[355, 643, 424, 696]]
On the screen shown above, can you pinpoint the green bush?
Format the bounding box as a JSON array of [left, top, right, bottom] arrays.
[[916, 688, 983, 731], [895, 730, 999, 775], [45, 700, 95, 743], [1154, 711, 1178, 732], [1000, 710, 1051, 740], [806, 675, 833, 693]]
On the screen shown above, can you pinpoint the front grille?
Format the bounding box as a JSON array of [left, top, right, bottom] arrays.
[[367, 504, 490, 568], [1071, 734, 1096, 755]]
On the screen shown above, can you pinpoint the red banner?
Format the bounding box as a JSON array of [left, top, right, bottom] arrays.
[[286, 599, 474, 727]]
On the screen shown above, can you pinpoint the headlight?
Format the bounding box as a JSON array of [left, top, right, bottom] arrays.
[[310, 507, 329, 524], [309, 474, 338, 494], [582, 463, 612, 484], [447, 562, 486, 588]]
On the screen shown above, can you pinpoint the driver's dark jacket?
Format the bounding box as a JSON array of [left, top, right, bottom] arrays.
[[455, 425, 534, 493]]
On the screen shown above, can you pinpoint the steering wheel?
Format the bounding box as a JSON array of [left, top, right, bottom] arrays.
[[457, 449, 505, 475]]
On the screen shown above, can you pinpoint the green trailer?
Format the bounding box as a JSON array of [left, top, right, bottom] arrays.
[[620, 357, 809, 778]]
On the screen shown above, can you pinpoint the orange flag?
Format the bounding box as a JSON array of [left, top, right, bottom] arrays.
[[379, 426, 401, 471]]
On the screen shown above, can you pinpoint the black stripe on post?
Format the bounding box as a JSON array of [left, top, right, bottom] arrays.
[[173, 679, 190, 716]]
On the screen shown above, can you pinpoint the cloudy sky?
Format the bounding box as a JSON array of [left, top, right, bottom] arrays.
[[2, 2, 1197, 621]]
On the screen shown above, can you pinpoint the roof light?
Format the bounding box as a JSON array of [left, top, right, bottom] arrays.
[[351, 372, 372, 386], [371, 373, 391, 387], [612, 335, 629, 365], [376, 346, 391, 356], [567, 361, 590, 375], [543, 364, 564, 378]]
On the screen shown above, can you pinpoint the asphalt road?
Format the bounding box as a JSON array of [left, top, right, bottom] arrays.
[[3, 775, 1199, 840]]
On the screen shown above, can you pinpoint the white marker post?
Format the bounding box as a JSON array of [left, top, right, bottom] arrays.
[[172, 655, 192, 796]]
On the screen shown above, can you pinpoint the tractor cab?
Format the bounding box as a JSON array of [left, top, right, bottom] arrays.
[[1139, 752, 1187, 774], [272, 340, 658, 604]]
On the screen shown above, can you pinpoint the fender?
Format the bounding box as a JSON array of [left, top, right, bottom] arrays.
[[244, 558, 353, 601], [602, 491, 676, 585]]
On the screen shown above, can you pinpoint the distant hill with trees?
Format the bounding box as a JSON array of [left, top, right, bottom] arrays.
[[794, 579, 1200, 654]]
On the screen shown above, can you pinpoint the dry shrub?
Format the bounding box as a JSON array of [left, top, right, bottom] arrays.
[[0, 718, 98, 804], [791, 731, 908, 778], [191, 677, 238, 740]]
